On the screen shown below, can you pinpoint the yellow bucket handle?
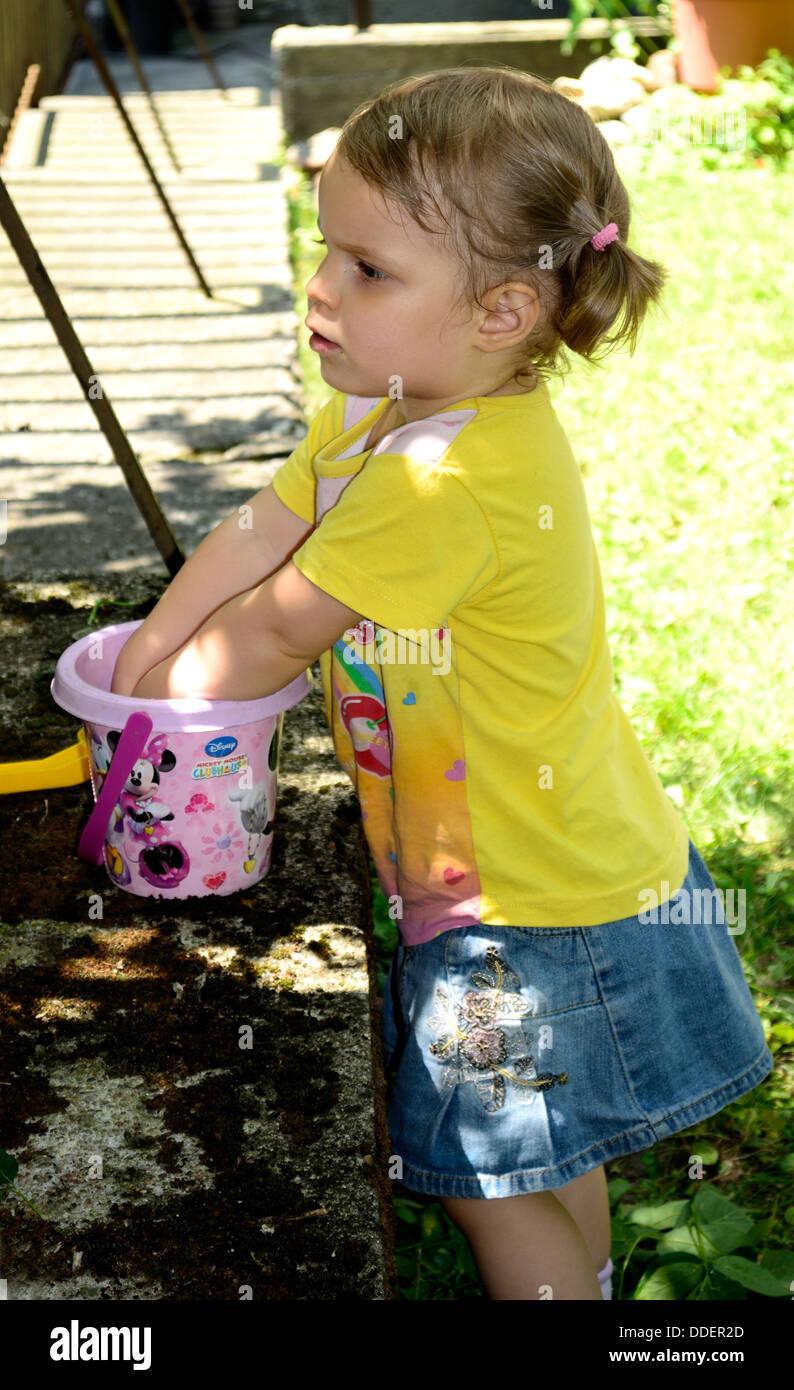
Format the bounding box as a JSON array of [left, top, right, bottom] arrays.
[[0, 727, 91, 794]]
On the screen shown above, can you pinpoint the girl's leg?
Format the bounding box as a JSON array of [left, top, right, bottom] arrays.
[[440, 1189, 603, 1300], [552, 1163, 612, 1272]]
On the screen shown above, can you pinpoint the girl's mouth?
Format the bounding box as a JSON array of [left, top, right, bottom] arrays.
[[309, 332, 340, 354]]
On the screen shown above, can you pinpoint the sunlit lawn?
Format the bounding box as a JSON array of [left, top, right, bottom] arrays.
[[285, 140, 794, 1299]]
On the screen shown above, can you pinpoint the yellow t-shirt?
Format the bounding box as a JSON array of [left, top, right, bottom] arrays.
[[272, 385, 690, 945]]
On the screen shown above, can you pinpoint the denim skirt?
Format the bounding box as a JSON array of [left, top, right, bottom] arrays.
[[381, 840, 774, 1199]]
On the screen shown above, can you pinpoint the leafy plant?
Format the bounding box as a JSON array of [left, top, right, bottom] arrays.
[[610, 1179, 794, 1299], [0, 1147, 49, 1221], [562, 0, 668, 59], [698, 50, 794, 168], [392, 1195, 484, 1300]]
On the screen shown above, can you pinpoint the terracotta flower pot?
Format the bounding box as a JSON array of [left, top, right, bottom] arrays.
[[674, 0, 794, 91]]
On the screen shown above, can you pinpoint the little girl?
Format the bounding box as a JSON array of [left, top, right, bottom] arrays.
[[111, 66, 774, 1300]]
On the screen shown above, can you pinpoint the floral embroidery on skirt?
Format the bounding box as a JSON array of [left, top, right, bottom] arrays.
[[427, 946, 569, 1113]]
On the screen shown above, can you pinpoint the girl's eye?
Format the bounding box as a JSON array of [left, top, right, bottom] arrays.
[[312, 236, 385, 281]]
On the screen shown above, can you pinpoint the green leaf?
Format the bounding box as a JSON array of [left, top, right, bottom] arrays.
[[685, 1280, 721, 1301], [634, 1261, 704, 1300], [607, 1177, 632, 1204], [393, 1199, 422, 1224], [625, 1199, 690, 1231], [688, 1141, 720, 1165], [690, 1185, 756, 1252], [610, 1214, 641, 1247], [641, 1149, 661, 1179], [711, 1255, 790, 1297], [421, 1207, 444, 1240], [429, 1245, 455, 1272], [656, 1224, 709, 1259], [0, 1149, 19, 1186], [759, 1249, 794, 1288]]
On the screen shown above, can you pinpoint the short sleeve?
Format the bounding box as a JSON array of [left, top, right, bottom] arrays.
[[271, 392, 343, 524], [289, 451, 499, 632]]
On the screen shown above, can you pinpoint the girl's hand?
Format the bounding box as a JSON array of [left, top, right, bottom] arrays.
[[111, 625, 178, 697], [129, 632, 258, 701]]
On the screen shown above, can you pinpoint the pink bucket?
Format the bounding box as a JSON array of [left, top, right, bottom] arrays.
[[51, 621, 312, 899]]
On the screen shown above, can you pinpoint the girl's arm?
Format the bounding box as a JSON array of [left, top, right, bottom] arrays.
[[110, 485, 314, 696], [129, 560, 363, 702]]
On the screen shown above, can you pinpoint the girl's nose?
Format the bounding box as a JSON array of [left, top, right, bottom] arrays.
[[305, 265, 337, 311]]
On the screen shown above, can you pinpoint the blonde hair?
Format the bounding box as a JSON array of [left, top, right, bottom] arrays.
[[336, 65, 667, 388]]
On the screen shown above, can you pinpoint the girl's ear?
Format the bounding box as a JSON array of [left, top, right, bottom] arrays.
[[476, 283, 539, 353]]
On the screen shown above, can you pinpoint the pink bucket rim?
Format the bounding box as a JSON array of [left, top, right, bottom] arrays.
[[51, 620, 313, 733]]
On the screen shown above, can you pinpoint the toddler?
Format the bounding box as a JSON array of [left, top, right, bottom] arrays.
[[111, 67, 774, 1300]]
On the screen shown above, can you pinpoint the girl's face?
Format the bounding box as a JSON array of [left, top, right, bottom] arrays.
[[305, 148, 479, 403]]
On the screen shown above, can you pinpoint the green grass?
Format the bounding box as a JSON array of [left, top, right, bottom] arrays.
[[286, 142, 794, 1299]]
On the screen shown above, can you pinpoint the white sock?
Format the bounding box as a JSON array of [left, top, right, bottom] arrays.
[[597, 1256, 613, 1300]]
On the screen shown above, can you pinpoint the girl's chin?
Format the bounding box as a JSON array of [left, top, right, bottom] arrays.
[[319, 359, 385, 395]]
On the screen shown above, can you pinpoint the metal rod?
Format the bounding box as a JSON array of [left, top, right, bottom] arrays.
[[104, 0, 182, 173], [173, 0, 229, 97], [0, 64, 41, 168], [60, 0, 213, 298], [352, 0, 371, 31], [0, 174, 185, 577]]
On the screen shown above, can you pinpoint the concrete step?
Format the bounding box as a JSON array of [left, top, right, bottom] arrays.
[[0, 256, 292, 287], [12, 162, 278, 183], [40, 89, 268, 110], [4, 103, 284, 171], [0, 229, 288, 252], [40, 106, 276, 125], [42, 108, 278, 129], [0, 328, 293, 369], [42, 130, 280, 150], [0, 362, 298, 408], [0, 282, 293, 315], [0, 311, 297, 350], [1, 386, 298, 432], [0, 390, 303, 463], [1, 172, 285, 198], [42, 143, 278, 165]]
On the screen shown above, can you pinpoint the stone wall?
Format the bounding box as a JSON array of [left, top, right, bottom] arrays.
[[273, 16, 671, 141]]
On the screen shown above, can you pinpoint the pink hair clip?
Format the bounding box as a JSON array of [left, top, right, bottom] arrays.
[[591, 222, 619, 251]]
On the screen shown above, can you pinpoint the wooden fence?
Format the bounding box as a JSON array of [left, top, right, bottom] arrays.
[[0, 0, 85, 131]]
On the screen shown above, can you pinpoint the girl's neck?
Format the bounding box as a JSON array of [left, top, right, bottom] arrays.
[[383, 368, 537, 431]]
